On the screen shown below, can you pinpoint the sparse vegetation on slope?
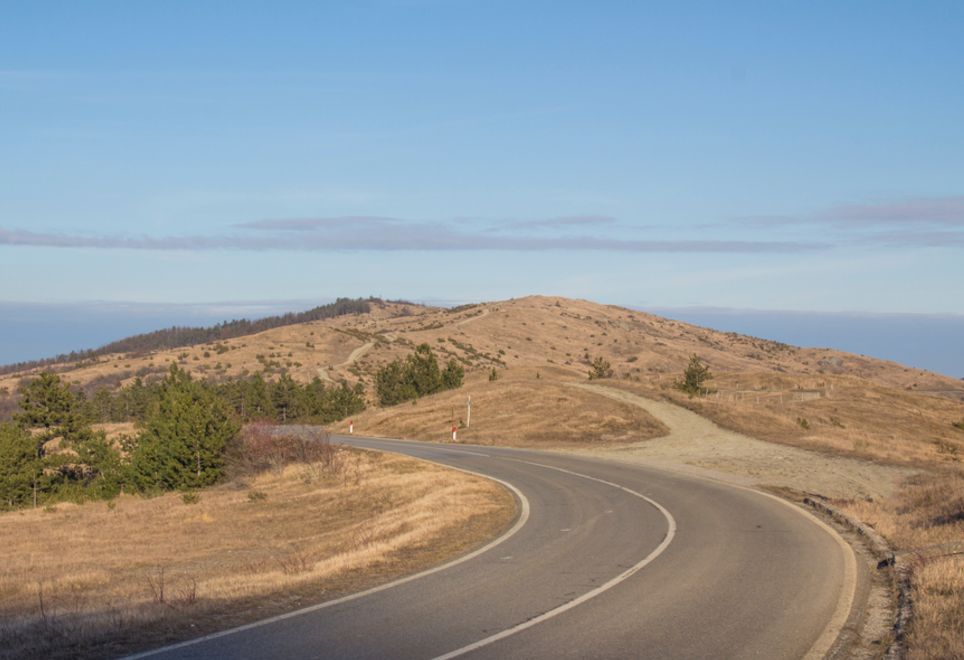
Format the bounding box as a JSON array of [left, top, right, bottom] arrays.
[[1, 294, 963, 658], [0, 443, 515, 660]]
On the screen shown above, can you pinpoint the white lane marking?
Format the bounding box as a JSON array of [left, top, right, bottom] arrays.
[[753, 492, 857, 660], [429, 458, 677, 660], [619, 459, 857, 660], [118, 455, 530, 660]]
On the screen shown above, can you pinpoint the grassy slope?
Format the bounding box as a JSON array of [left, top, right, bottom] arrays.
[[2, 294, 963, 658]]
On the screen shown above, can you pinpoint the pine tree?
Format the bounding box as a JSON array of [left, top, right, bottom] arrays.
[[14, 372, 79, 457], [675, 354, 715, 396], [442, 358, 465, 390], [0, 423, 41, 509], [409, 343, 443, 396], [375, 359, 417, 406], [131, 363, 240, 491]]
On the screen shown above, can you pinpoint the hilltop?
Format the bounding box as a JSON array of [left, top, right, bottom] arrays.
[[2, 294, 962, 476], [3, 295, 964, 659], [3, 295, 960, 395]]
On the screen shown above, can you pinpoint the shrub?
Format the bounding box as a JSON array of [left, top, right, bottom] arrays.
[[375, 344, 463, 406], [588, 357, 613, 380], [674, 354, 714, 396]]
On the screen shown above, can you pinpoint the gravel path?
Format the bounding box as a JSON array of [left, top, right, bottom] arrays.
[[569, 383, 915, 500], [316, 341, 375, 383]]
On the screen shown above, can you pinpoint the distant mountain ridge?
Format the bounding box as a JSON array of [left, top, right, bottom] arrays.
[[0, 297, 418, 376]]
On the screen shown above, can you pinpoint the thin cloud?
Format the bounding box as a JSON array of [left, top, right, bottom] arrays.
[[499, 215, 619, 231], [820, 197, 964, 226], [746, 195, 964, 229], [234, 216, 404, 231], [0, 223, 823, 253], [853, 229, 964, 249]]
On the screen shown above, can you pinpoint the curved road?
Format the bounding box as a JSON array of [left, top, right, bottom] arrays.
[[129, 437, 856, 660]]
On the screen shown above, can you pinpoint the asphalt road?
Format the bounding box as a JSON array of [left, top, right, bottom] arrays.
[[128, 436, 856, 660]]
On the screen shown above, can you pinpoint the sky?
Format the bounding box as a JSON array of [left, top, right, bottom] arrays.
[[1, 1, 962, 377]]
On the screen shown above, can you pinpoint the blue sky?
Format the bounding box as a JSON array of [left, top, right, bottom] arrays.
[[1, 2, 962, 376]]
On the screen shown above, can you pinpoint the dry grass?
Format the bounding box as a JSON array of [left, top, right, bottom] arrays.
[[354, 366, 669, 448], [601, 372, 964, 469], [840, 471, 964, 550], [904, 554, 964, 660], [3, 295, 964, 658], [0, 448, 516, 660]]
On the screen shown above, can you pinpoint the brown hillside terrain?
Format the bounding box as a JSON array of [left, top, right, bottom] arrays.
[[3, 295, 961, 403], [3, 295, 964, 658]]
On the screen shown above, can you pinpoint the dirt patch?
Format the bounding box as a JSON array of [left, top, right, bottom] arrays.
[[568, 383, 916, 500]]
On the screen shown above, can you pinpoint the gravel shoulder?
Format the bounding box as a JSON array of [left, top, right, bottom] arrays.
[[568, 383, 917, 501]]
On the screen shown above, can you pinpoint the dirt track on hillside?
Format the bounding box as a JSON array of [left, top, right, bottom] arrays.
[[569, 383, 916, 501], [316, 341, 375, 383]]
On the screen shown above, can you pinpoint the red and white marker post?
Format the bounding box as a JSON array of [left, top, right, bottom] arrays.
[[452, 426, 457, 441], [349, 421, 353, 435]]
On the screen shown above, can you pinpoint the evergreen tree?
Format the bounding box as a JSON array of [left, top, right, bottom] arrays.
[[375, 345, 463, 406], [13, 372, 82, 457], [11, 372, 122, 503], [375, 359, 418, 406], [409, 343, 443, 396], [269, 373, 302, 423], [441, 358, 465, 390], [131, 363, 240, 490], [675, 354, 715, 396], [329, 381, 367, 421], [246, 371, 273, 420], [0, 422, 41, 509]]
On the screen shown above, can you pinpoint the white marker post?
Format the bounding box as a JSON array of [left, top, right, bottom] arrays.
[[349, 420, 353, 435], [467, 396, 471, 427], [452, 426, 457, 441]]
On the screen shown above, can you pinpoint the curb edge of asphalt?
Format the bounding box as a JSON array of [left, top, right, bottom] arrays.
[[804, 497, 909, 660]]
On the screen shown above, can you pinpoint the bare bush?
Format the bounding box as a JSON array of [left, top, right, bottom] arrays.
[[227, 420, 296, 477], [228, 423, 345, 484], [289, 427, 344, 484], [276, 551, 314, 575]]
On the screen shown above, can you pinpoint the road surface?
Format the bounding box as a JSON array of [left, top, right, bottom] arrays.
[[128, 436, 856, 660]]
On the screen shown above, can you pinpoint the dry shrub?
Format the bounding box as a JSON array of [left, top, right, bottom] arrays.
[[226, 419, 295, 477], [227, 422, 344, 483], [838, 470, 964, 550], [897, 472, 964, 530]]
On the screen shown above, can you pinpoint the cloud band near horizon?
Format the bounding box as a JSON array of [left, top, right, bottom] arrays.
[[3, 194, 963, 253], [0, 221, 826, 253]]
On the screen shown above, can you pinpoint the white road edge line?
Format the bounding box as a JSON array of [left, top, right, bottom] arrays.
[[610, 456, 859, 660], [429, 458, 678, 660], [118, 457, 530, 660], [751, 489, 858, 660]]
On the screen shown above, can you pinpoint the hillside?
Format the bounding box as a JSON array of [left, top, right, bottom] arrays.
[[2, 295, 962, 416], [3, 295, 964, 659], [2, 294, 962, 468]]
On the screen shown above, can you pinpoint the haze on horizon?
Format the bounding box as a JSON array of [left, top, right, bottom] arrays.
[[1, 2, 961, 375]]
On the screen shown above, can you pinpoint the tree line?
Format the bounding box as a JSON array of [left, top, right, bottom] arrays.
[[1, 296, 420, 376], [0, 343, 464, 510], [375, 343, 464, 405], [0, 365, 366, 509]]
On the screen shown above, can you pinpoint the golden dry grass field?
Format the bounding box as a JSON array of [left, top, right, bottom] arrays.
[[0, 448, 515, 660], [2, 295, 963, 659]]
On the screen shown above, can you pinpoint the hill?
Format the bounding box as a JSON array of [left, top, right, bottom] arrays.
[[2, 295, 963, 658], [2, 294, 962, 471]]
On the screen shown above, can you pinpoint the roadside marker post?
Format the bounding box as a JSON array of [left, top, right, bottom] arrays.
[[467, 396, 471, 427], [452, 426, 457, 441], [349, 421, 353, 435]]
